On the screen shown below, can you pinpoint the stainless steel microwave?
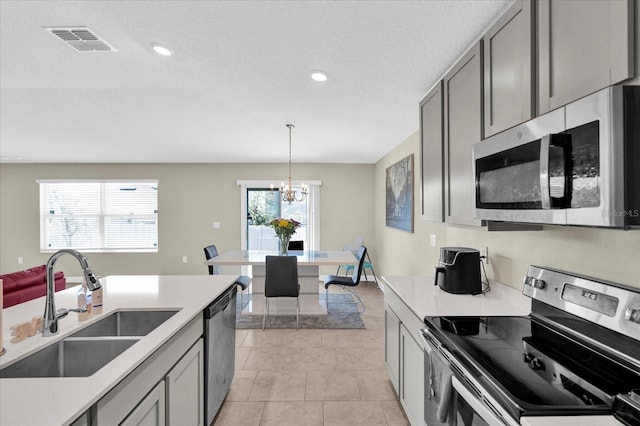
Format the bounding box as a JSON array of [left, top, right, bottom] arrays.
[[473, 86, 640, 228]]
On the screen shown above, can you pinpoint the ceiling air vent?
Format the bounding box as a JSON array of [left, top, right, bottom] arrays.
[[44, 27, 116, 52]]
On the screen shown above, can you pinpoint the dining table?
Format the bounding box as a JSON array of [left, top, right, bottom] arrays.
[[204, 249, 358, 316]]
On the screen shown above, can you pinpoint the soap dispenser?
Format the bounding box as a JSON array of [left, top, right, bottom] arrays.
[[77, 280, 92, 321]]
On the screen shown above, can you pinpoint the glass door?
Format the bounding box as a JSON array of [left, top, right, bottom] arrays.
[[246, 188, 307, 250]]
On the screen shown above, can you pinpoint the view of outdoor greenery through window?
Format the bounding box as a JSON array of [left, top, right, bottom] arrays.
[[247, 188, 307, 250]]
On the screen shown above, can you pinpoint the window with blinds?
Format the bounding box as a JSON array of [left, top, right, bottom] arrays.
[[38, 180, 158, 252]]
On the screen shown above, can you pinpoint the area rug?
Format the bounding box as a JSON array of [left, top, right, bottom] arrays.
[[236, 293, 365, 329]]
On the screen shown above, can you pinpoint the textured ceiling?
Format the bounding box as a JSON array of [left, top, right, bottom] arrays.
[[0, 0, 511, 164]]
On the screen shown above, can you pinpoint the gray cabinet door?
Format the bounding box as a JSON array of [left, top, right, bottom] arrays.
[[121, 381, 166, 426], [400, 323, 425, 426], [444, 41, 484, 227], [484, 0, 534, 136], [538, 0, 635, 113], [166, 339, 204, 426], [419, 81, 445, 222], [384, 304, 401, 394]]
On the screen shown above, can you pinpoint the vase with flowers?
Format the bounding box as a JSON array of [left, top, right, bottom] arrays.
[[269, 218, 301, 255]]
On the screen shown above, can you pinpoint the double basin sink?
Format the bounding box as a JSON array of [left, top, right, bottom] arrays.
[[0, 310, 178, 378]]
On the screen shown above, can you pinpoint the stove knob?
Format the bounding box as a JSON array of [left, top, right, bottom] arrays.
[[523, 276, 546, 289], [625, 307, 640, 324], [523, 353, 545, 370], [532, 278, 546, 289], [530, 357, 545, 370]]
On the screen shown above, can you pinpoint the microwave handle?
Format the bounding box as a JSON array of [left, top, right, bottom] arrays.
[[540, 135, 552, 209]]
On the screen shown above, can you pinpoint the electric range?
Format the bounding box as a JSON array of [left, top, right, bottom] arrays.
[[423, 266, 640, 425]]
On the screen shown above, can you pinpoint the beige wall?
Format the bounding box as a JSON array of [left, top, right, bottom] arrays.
[[3, 143, 639, 291], [0, 163, 375, 277], [374, 131, 640, 290]]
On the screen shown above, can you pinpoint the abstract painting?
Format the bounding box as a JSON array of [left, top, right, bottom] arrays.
[[385, 154, 414, 232]]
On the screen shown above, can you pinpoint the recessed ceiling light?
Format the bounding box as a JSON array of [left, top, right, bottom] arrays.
[[151, 43, 173, 56], [311, 70, 328, 82]]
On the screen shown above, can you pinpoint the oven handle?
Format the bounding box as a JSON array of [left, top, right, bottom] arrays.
[[451, 375, 511, 426]]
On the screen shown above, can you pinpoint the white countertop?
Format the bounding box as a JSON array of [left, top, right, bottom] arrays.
[[381, 275, 532, 318], [382, 275, 624, 426], [0, 274, 238, 426]]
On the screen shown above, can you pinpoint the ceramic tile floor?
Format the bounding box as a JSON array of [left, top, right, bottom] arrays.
[[212, 281, 410, 426]]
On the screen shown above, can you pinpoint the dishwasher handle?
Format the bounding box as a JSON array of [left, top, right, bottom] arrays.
[[204, 285, 237, 319]]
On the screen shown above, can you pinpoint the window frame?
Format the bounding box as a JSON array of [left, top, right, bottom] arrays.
[[237, 180, 321, 251], [37, 179, 159, 253]]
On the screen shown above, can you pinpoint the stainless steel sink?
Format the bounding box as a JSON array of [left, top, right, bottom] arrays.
[[0, 310, 179, 378], [0, 337, 138, 378], [71, 310, 178, 338]]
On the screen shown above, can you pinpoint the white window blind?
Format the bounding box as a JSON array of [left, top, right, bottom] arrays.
[[38, 180, 158, 252]]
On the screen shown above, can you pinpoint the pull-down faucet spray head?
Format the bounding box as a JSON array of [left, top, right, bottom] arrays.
[[43, 249, 101, 336]]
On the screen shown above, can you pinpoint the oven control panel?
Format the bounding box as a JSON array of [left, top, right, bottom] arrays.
[[523, 266, 640, 342]]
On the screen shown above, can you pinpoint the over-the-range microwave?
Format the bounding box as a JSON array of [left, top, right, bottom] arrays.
[[472, 86, 640, 228]]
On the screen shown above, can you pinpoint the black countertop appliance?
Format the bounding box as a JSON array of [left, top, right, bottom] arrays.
[[434, 247, 482, 294]]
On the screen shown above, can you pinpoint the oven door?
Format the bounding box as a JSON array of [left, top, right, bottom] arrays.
[[450, 374, 515, 426], [424, 330, 519, 426]]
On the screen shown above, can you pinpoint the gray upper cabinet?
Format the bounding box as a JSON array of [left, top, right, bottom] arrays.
[[538, 0, 635, 113], [444, 41, 484, 227], [628, 0, 640, 85], [419, 81, 444, 222], [483, 0, 534, 136]]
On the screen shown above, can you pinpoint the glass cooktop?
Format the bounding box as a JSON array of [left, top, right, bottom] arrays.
[[425, 315, 640, 418]]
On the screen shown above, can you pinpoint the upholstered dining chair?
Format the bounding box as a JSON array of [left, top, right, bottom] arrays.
[[324, 245, 367, 313], [263, 255, 301, 330], [203, 245, 251, 304]]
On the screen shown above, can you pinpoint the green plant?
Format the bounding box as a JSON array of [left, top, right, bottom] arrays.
[[248, 202, 271, 225]]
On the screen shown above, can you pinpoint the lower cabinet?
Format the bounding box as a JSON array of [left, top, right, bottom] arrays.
[[122, 339, 204, 426], [400, 324, 425, 426], [122, 381, 166, 426], [384, 288, 426, 426], [95, 317, 204, 426], [384, 304, 401, 393], [166, 339, 204, 426]]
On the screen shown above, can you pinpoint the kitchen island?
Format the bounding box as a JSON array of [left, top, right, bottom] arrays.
[[0, 274, 238, 426]]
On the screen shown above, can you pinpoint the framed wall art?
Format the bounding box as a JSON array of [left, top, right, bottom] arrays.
[[385, 154, 414, 232]]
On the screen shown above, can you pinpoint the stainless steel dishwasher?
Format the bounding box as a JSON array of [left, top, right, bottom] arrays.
[[204, 284, 237, 425]]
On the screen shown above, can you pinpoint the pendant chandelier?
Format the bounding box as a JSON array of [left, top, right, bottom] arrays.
[[281, 124, 308, 203]]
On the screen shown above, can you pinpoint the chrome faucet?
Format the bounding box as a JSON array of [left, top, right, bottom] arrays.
[[42, 249, 102, 336]]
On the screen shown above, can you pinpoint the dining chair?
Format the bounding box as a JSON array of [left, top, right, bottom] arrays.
[[263, 255, 301, 330], [287, 240, 304, 250], [335, 236, 363, 275], [203, 245, 251, 303], [335, 237, 378, 287], [338, 250, 378, 287], [324, 245, 367, 313]]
